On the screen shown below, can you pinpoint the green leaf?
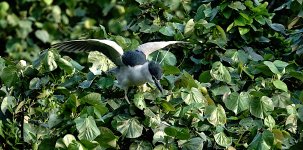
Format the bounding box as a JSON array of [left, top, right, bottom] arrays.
[[75, 116, 100, 141], [96, 77, 114, 89], [273, 80, 288, 92], [88, 51, 115, 75], [43, 0, 53, 5], [164, 126, 190, 140], [35, 30, 49, 43], [148, 50, 177, 66], [33, 50, 58, 73], [161, 101, 176, 112], [269, 23, 285, 34], [163, 65, 181, 75], [57, 58, 74, 74], [0, 66, 19, 87], [181, 137, 205, 150], [263, 61, 280, 74], [29, 77, 41, 89], [210, 61, 231, 83], [80, 92, 102, 105], [224, 92, 250, 115], [286, 114, 297, 133], [199, 71, 212, 83], [112, 115, 143, 138], [184, 19, 195, 36], [250, 96, 274, 119], [55, 134, 76, 149], [214, 132, 232, 147], [255, 15, 266, 25], [243, 47, 264, 61], [129, 141, 153, 150], [80, 93, 108, 116], [272, 92, 291, 108], [216, 25, 227, 42], [95, 127, 117, 148], [273, 60, 288, 73], [264, 115, 275, 130], [181, 87, 207, 106], [0, 2, 9, 12], [205, 105, 226, 126], [248, 130, 274, 150], [133, 93, 146, 110], [211, 86, 230, 96], [289, 71, 303, 82], [229, 1, 246, 10], [1, 96, 16, 114], [238, 27, 250, 35], [159, 25, 175, 36]]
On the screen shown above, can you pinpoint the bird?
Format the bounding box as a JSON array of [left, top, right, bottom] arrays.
[[51, 39, 186, 104]]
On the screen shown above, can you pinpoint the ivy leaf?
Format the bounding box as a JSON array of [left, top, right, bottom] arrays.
[[214, 132, 232, 147], [181, 137, 205, 150], [181, 87, 207, 106], [35, 30, 49, 43], [205, 104, 226, 126], [74, 116, 100, 141], [229, 1, 246, 11], [268, 23, 285, 34], [210, 61, 231, 83], [159, 25, 175, 36], [1, 96, 16, 114], [223, 92, 250, 115], [129, 141, 153, 150], [33, 50, 58, 73], [133, 93, 146, 110], [164, 126, 190, 140], [238, 27, 250, 35], [112, 115, 143, 138], [286, 114, 297, 133], [148, 50, 177, 66], [43, 0, 53, 5], [95, 127, 118, 148], [88, 51, 115, 75], [263, 61, 280, 74], [264, 115, 275, 130], [272, 92, 291, 108], [250, 96, 274, 119], [57, 58, 74, 74], [0, 66, 19, 87], [184, 19, 195, 36], [248, 130, 274, 150], [55, 134, 76, 149], [273, 80, 288, 92]]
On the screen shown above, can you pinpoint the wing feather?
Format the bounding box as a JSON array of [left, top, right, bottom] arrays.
[[137, 41, 187, 57], [51, 39, 124, 66]]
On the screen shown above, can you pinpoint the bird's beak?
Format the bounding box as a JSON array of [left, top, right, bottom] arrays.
[[152, 76, 163, 94]]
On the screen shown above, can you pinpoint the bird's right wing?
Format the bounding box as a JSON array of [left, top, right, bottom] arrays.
[[137, 41, 187, 57], [51, 39, 124, 66]]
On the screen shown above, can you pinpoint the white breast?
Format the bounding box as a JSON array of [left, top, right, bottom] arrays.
[[115, 62, 153, 89]]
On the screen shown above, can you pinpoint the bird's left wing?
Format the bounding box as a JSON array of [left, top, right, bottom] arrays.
[[51, 39, 124, 66], [137, 41, 187, 57]]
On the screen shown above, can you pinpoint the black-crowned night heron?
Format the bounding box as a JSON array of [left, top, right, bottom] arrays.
[[52, 39, 185, 103]]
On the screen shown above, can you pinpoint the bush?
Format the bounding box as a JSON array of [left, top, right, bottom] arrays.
[[1, 0, 303, 149]]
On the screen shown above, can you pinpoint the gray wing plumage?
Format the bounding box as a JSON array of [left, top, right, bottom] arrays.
[[137, 41, 187, 57], [51, 39, 124, 66]]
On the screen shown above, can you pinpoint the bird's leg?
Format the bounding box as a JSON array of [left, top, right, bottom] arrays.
[[124, 88, 130, 104]]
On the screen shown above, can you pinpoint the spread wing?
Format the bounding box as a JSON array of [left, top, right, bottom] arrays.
[[51, 39, 124, 66], [137, 41, 187, 57]]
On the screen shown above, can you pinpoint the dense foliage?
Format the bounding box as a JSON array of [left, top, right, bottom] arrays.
[[1, 0, 303, 149]]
